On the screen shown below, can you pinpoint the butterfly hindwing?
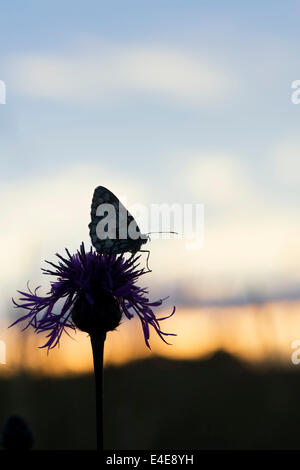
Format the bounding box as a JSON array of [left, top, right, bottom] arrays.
[[89, 186, 147, 254]]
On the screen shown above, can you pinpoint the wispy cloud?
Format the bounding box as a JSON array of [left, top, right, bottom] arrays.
[[2, 156, 300, 310], [9, 44, 236, 107], [184, 153, 257, 207]]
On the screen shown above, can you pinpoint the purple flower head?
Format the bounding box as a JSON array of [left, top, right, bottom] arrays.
[[11, 243, 175, 351]]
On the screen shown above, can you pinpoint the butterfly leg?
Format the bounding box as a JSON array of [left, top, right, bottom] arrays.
[[139, 250, 152, 273]]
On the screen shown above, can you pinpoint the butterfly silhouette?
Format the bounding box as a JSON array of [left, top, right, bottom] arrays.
[[89, 186, 149, 257]]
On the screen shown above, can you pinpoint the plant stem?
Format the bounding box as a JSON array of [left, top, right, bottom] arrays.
[[90, 332, 106, 451]]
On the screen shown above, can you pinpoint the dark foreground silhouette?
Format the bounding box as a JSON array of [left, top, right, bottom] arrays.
[[0, 351, 299, 449]]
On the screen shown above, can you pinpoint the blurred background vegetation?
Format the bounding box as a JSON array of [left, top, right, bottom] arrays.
[[1, 351, 300, 450]]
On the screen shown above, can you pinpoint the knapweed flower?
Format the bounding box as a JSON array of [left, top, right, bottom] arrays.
[[11, 243, 175, 350]]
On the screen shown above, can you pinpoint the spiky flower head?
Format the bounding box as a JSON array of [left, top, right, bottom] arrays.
[[11, 243, 175, 350]]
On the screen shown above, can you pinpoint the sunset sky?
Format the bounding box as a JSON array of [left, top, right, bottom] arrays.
[[1, 1, 300, 371]]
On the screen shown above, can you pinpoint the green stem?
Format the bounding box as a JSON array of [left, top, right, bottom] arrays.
[[90, 332, 106, 451]]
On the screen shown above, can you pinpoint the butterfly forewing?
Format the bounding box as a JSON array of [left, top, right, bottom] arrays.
[[89, 186, 147, 254]]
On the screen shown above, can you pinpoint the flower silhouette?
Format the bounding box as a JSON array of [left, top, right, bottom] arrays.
[[11, 243, 175, 350]]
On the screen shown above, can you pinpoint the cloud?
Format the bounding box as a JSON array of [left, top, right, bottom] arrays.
[[146, 151, 300, 300], [272, 137, 300, 185], [148, 206, 300, 304], [9, 45, 236, 107], [184, 153, 258, 207], [2, 156, 300, 311]]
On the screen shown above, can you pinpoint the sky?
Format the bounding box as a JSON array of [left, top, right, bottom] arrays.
[[1, 0, 300, 328], [2, 301, 300, 375]]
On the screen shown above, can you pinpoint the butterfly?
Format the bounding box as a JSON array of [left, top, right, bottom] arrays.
[[89, 186, 149, 258]]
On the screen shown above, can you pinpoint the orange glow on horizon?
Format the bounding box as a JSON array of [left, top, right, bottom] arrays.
[[1, 300, 300, 376]]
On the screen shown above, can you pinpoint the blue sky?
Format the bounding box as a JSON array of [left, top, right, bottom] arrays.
[[1, 1, 300, 314]]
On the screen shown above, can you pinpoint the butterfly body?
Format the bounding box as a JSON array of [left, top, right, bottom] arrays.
[[89, 186, 148, 255]]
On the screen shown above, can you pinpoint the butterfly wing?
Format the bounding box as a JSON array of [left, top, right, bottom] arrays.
[[89, 186, 147, 254]]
